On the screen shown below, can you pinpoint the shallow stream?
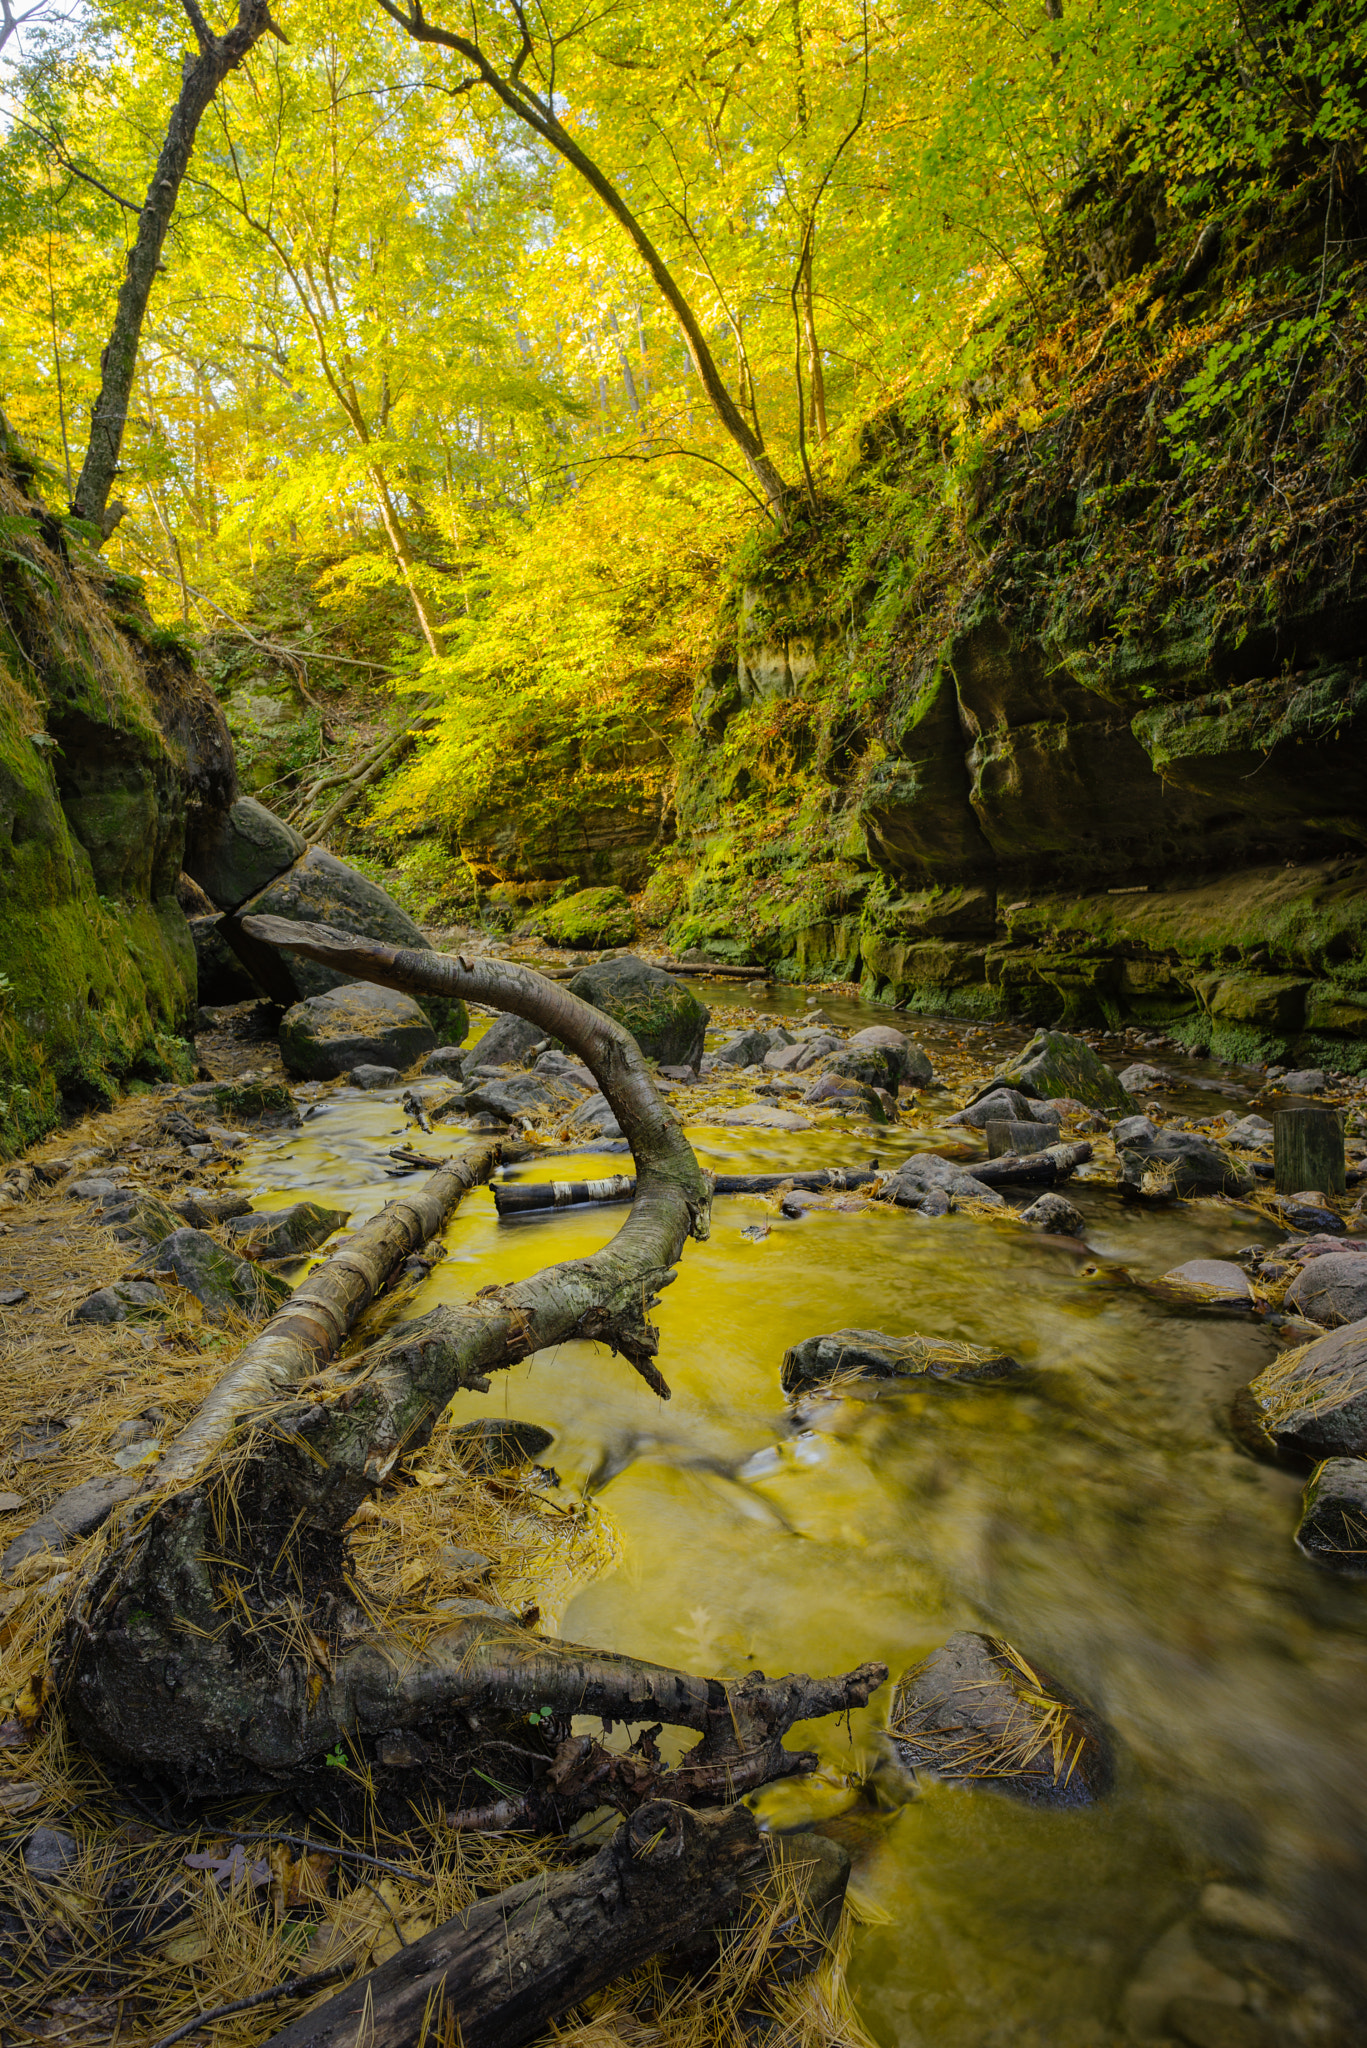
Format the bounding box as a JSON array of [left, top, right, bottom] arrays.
[[235, 990, 1367, 2046]]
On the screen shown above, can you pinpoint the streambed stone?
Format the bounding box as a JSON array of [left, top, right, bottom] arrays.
[[803, 1072, 888, 1121], [1295, 1458, 1367, 1574], [1284, 1253, 1367, 1328], [473, 1012, 549, 1068], [225, 1201, 350, 1259], [1119, 1128, 1253, 1198], [1157, 1260, 1252, 1304], [1018, 1193, 1086, 1234], [781, 1328, 1019, 1394], [1247, 1317, 1367, 1459], [847, 1025, 933, 1086], [888, 1631, 1112, 1808], [714, 1026, 792, 1067], [877, 1155, 1004, 1215]]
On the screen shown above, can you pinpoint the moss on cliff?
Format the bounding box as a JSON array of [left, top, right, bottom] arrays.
[[0, 453, 200, 1151]]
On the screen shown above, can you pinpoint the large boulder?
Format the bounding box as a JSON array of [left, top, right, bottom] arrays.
[[888, 1631, 1112, 1808], [1118, 1127, 1254, 1198], [781, 1328, 1019, 1395], [183, 797, 305, 912], [1247, 1317, 1367, 1460], [223, 847, 468, 1042], [539, 886, 635, 949], [471, 1011, 549, 1069], [978, 1029, 1134, 1114], [947, 1086, 1059, 1130], [1284, 1253, 1367, 1329], [279, 984, 437, 1080], [846, 1025, 934, 1086], [568, 955, 708, 1070]]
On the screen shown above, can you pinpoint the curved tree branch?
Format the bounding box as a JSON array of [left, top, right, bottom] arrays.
[[54, 931, 882, 1812]]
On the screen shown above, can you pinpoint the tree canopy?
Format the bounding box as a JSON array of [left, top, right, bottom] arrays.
[[0, 0, 1361, 848]]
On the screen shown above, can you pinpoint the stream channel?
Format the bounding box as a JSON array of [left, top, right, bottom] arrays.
[[229, 983, 1367, 2047]]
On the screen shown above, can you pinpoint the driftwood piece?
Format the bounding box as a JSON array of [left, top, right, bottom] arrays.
[[262, 1801, 763, 2048], [59, 924, 882, 1806], [1274, 1107, 1346, 1197], [494, 1165, 880, 1217]]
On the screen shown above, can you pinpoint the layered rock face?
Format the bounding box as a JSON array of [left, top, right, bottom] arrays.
[[658, 153, 1367, 1069]]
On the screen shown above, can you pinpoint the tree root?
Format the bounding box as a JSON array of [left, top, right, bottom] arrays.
[[56, 926, 885, 1813]]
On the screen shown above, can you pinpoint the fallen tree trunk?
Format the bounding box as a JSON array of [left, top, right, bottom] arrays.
[[153, 1139, 501, 1492], [58, 922, 883, 1808], [1, 1145, 499, 1582], [494, 1165, 880, 1217], [262, 1801, 762, 2048]]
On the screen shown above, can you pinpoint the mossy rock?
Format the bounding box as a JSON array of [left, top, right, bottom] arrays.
[[987, 1029, 1134, 1113], [568, 954, 709, 1070], [541, 886, 636, 950]]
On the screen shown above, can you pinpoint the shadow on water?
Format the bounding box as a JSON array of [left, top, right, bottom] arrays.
[[237, 1000, 1367, 2047]]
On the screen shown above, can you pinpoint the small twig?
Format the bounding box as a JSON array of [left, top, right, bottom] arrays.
[[150, 1962, 350, 2048]]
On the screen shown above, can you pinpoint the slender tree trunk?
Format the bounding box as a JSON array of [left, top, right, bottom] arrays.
[[377, 0, 790, 524], [73, 0, 284, 536], [801, 234, 829, 442]]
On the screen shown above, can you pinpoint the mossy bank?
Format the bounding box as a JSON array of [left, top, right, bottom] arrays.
[[0, 426, 233, 1153]]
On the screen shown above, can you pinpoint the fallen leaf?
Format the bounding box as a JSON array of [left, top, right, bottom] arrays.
[[398, 1559, 429, 1594], [0, 1781, 41, 1814], [15, 1669, 48, 1731], [0, 1717, 28, 1748], [409, 1468, 445, 1489], [162, 1930, 208, 1965], [184, 1843, 270, 1887]]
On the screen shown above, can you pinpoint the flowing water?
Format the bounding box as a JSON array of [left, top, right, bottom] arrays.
[[235, 990, 1367, 2046]]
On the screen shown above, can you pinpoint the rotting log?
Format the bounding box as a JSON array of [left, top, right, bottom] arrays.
[[1274, 1107, 1346, 1197], [0, 1146, 498, 1581], [261, 1801, 763, 2048], [58, 922, 884, 1806], [493, 1165, 880, 1217]]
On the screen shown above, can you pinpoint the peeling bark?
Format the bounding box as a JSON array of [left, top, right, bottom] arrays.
[[57, 927, 884, 1808]]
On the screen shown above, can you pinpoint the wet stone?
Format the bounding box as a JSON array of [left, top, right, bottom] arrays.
[[1295, 1457, 1367, 1574], [1248, 1319, 1367, 1460], [986, 1119, 1055, 1158], [1158, 1260, 1253, 1305], [422, 1044, 468, 1077], [847, 1025, 933, 1087], [568, 954, 709, 1070], [1119, 1129, 1253, 1199], [279, 983, 437, 1081], [349, 1064, 401, 1090], [781, 1328, 1019, 1395], [1277, 1070, 1328, 1096], [946, 1086, 1037, 1129], [714, 1026, 791, 1067], [988, 1028, 1135, 1114], [878, 1155, 1004, 1214], [450, 1418, 554, 1473], [1284, 1253, 1367, 1328], [1018, 1193, 1085, 1235], [473, 1012, 549, 1069], [887, 1630, 1112, 1808]]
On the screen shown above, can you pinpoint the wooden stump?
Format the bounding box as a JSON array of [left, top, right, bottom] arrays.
[[1274, 1107, 1345, 1196]]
